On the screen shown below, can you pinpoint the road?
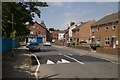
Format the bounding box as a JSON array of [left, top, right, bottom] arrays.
[[30, 45, 118, 79]]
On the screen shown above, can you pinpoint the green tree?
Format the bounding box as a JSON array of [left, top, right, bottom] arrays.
[[49, 28, 55, 31], [2, 2, 48, 40]]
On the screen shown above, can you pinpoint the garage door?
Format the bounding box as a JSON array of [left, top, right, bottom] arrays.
[[37, 37, 43, 44]]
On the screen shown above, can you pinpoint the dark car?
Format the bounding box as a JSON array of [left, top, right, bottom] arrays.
[[28, 42, 41, 52]]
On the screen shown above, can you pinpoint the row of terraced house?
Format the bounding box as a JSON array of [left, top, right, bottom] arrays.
[[64, 12, 120, 55]]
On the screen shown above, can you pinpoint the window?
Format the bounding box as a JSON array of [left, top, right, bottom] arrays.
[[97, 26, 99, 31], [96, 37, 100, 44], [105, 25, 108, 31], [38, 31, 41, 34], [91, 27, 95, 33], [105, 37, 110, 45], [112, 22, 116, 30]]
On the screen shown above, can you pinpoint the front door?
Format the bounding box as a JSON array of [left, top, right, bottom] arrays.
[[112, 37, 116, 48]]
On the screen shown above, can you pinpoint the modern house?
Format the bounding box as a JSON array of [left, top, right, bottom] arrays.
[[72, 20, 95, 45], [27, 21, 51, 44], [91, 12, 119, 55]]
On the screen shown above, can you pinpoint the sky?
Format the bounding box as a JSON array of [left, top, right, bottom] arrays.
[[33, 2, 118, 30]]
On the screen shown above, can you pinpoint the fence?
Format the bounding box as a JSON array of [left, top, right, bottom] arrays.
[[2, 38, 20, 54]]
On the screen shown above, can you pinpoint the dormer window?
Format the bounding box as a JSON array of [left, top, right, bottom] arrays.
[[112, 22, 116, 30], [105, 25, 108, 31]]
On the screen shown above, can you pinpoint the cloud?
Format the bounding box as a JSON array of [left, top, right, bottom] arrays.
[[49, 2, 64, 7]]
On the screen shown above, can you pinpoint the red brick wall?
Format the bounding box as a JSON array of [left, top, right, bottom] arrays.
[[27, 23, 46, 37], [69, 45, 91, 51], [92, 21, 118, 49], [97, 47, 119, 55], [72, 20, 95, 44], [52, 33, 58, 39]]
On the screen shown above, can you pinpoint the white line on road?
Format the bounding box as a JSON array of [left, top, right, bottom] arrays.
[[46, 60, 55, 64], [63, 54, 84, 65], [31, 53, 40, 80]]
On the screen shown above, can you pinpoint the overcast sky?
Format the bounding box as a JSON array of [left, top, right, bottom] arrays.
[[33, 2, 118, 30]]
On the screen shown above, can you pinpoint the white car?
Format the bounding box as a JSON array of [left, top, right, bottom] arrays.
[[43, 41, 51, 46]]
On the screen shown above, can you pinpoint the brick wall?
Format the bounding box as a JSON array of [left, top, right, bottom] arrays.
[[96, 47, 119, 55], [69, 45, 91, 51]]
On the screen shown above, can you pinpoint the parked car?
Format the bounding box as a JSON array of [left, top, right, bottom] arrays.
[[43, 41, 51, 46], [28, 42, 41, 52]]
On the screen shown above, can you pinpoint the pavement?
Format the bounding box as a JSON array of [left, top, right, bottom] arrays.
[[2, 46, 32, 79], [53, 45, 119, 64]]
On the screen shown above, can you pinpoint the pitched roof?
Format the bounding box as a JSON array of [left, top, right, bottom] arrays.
[[27, 21, 49, 32], [72, 20, 95, 31], [92, 12, 119, 26]]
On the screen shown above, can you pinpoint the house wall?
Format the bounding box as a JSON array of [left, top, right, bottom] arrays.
[[92, 21, 119, 49], [52, 33, 58, 39], [58, 33, 64, 40], [27, 22, 48, 43], [72, 20, 95, 44], [68, 25, 76, 42], [64, 32, 69, 43], [33, 23, 46, 37], [78, 20, 95, 44]]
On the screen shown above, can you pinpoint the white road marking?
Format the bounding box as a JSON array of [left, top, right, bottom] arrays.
[[57, 59, 70, 64], [57, 60, 63, 64], [59, 53, 62, 55], [31, 53, 40, 80], [61, 59, 70, 63], [63, 54, 84, 65], [67, 54, 73, 56], [46, 60, 55, 64]]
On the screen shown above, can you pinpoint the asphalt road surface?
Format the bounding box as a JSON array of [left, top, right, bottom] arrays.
[[30, 45, 118, 79]]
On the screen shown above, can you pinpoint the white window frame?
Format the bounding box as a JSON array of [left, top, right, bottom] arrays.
[[97, 26, 99, 31], [105, 25, 108, 31], [112, 22, 116, 30], [105, 37, 110, 45], [91, 27, 95, 32], [96, 37, 100, 44]]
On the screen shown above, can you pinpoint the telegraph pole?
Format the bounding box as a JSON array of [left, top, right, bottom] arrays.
[[12, 13, 14, 57]]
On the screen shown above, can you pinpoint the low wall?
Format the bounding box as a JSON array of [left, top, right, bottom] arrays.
[[2, 38, 20, 54], [96, 47, 119, 55], [69, 45, 91, 51]]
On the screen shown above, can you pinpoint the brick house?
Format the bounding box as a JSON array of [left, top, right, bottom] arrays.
[[91, 12, 119, 55], [51, 31, 58, 43], [72, 20, 95, 45], [27, 21, 51, 43]]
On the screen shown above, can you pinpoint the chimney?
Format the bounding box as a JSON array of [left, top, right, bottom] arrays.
[[41, 21, 46, 27], [70, 22, 75, 26]]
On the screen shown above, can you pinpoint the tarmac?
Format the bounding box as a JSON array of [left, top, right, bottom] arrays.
[[53, 45, 119, 64], [1, 45, 119, 79]]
